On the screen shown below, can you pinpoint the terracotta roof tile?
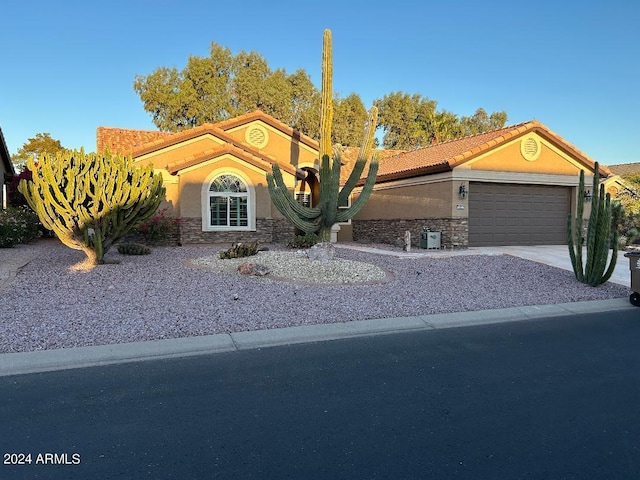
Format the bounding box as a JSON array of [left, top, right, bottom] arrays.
[[214, 110, 318, 149], [371, 120, 608, 183], [608, 162, 640, 176], [96, 127, 173, 155], [165, 143, 297, 176]]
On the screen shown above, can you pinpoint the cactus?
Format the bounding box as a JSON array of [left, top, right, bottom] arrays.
[[266, 29, 379, 242], [117, 243, 151, 255], [18, 149, 165, 267], [567, 162, 618, 286], [219, 241, 260, 259]]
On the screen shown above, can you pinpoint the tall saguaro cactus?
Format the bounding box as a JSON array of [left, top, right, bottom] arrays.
[[266, 29, 379, 242], [19, 149, 165, 267], [567, 162, 618, 286]]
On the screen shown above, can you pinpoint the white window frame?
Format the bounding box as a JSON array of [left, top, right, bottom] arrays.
[[201, 169, 256, 232]]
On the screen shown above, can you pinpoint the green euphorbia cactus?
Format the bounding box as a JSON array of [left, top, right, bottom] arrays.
[[19, 149, 165, 267]]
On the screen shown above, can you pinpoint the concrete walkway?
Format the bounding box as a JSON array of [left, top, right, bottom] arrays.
[[0, 241, 635, 377]]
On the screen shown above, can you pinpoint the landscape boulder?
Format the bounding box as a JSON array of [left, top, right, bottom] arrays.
[[237, 261, 270, 276], [307, 242, 335, 262]]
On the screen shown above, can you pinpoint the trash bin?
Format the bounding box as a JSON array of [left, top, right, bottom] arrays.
[[419, 228, 441, 249], [624, 251, 640, 306]]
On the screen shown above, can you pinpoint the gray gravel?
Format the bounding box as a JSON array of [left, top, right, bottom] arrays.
[[0, 240, 630, 354]]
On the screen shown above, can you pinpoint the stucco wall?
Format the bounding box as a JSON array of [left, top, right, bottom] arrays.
[[355, 181, 453, 220], [135, 136, 225, 168], [460, 134, 585, 176], [224, 122, 319, 169], [175, 156, 278, 219]]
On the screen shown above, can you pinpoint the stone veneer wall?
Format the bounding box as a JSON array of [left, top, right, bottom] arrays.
[[178, 217, 297, 245], [352, 218, 469, 249], [271, 218, 297, 244]]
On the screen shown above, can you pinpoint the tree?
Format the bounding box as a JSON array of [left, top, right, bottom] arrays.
[[460, 108, 508, 137], [375, 92, 437, 149], [12, 133, 67, 172], [133, 41, 369, 147], [375, 94, 509, 149], [332, 93, 368, 147], [18, 150, 165, 268], [267, 30, 379, 242]]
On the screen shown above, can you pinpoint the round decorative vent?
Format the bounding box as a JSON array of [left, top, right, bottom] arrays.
[[245, 125, 269, 149], [520, 136, 541, 161]]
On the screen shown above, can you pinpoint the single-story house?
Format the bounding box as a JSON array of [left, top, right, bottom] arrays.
[[0, 127, 15, 209], [97, 111, 608, 248]]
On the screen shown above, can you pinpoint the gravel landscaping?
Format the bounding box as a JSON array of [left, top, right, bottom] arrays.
[[0, 240, 630, 354]]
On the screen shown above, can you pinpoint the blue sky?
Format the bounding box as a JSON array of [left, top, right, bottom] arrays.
[[1, 0, 638, 165]]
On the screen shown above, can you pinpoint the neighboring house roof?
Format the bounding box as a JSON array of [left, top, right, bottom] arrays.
[[97, 127, 173, 155], [0, 127, 15, 182], [371, 120, 609, 184], [607, 162, 640, 177]]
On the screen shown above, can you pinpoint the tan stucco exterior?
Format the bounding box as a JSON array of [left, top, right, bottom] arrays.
[[458, 133, 588, 176], [356, 180, 453, 220], [98, 113, 608, 247]]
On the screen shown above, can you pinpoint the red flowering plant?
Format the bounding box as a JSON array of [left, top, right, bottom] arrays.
[[134, 207, 180, 244]]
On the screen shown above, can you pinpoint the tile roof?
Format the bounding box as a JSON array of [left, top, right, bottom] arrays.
[[370, 120, 609, 183], [165, 143, 298, 177], [339, 146, 405, 183], [96, 127, 173, 155], [214, 110, 319, 149], [607, 162, 640, 176]]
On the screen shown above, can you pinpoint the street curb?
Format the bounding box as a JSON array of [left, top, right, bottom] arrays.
[[0, 297, 634, 377]]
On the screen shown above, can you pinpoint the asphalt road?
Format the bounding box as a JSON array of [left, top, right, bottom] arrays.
[[2, 310, 640, 479]]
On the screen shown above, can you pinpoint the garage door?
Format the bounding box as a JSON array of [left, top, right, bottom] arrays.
[[468, 183, 571, 246]]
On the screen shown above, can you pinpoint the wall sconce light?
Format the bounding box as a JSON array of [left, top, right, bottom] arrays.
[[584, 190, 592, 202], [459, 183, 468, 199]]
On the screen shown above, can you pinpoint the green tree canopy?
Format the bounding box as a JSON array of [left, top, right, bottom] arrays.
[[375, 93, 508, 149], [134, 41, 509, 150], [134, 42, 331, 137], [12, 133, 67, 171]]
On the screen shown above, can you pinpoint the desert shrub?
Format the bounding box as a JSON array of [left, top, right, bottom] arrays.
[[134, 207, 180, 244], [117, 243, 151, 255], [0, 206, 41, 247], [287, 232, 320, 249], [219, 241, 259, 259]]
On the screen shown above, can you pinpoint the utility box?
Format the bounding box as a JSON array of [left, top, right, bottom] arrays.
[[420, 228, 441, 249], [624, 251, 640, 306]]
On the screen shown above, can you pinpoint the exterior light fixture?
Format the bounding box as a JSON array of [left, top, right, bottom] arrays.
[[459, 183, 468, 199], [584, 190, 592, 202]]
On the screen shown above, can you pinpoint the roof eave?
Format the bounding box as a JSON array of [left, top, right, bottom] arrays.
[[0, 127, 15, 180]]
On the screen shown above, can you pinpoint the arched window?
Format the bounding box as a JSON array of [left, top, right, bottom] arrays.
[[207, 174, 249, 229]]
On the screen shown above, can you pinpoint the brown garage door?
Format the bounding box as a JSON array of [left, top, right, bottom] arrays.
[[468, 183, 571, 246]]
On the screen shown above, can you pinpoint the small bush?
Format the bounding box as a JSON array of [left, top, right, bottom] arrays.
[[287, 232, 320, 249], [117, 243, 151, 255], [0, 206, 41, 248], [134, 207, 180, 244], [219, 241, 259, 259]]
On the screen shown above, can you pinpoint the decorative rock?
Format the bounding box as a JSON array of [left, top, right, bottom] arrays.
[[237, 261, 270, 276], [307, 242, 336, 262]]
